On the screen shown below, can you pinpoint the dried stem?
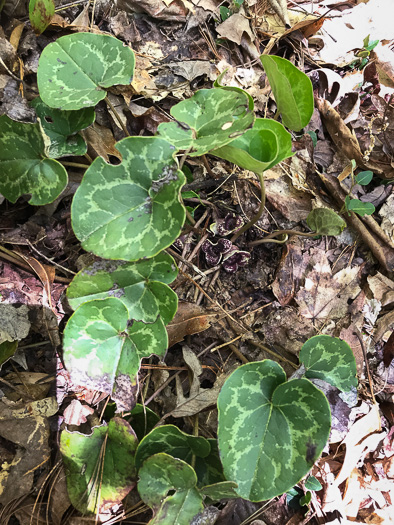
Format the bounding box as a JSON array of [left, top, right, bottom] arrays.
[[105, 95, 129, 136], [231, 172, 266, 242], [249, 229, 317, 246]]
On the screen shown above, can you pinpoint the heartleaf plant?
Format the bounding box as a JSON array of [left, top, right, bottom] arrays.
[[340, 161, 376, 217], [0, 29, 359, 519]]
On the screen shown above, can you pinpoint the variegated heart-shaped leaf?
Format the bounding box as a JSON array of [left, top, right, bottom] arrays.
[[66, 252, 178, 324], [138, 453, 203, 525], [299, 335, 358, 391], [37, 32, 135, 110], [218, 360, 331, 501], [31, 96, 95, 158], [71, 137, 185, 262], [0, 115, 67, 205], [157, 88, 254, 156], [63, 298, 168, 410], [212, 118, 292, 173], [61, 418, 138, 514]]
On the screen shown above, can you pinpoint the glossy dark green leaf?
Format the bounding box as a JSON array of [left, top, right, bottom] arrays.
[[135, 425, 210, 468], [125, 404, 160, 441], [212, 118, 292, 173], [260, 55, 313, 131], [0, 341, 18, 368]]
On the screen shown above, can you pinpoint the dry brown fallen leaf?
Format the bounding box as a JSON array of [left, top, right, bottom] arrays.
[[171, 346, 227, 417], [271, 238, 309, 306], [166, 302, 219, 347], [81, 122, 122, 162], [0, 397, 58, 505], [315, 96, 366, 167], [295, 251, 361, 323]]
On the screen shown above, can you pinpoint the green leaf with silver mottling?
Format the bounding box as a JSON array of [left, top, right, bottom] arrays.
[[138, 453, 203, 525], [60, 417, 138, 514], [0, 115, 67, 205], [29, 0, 54, 35], [199, 481, 238, 502], [135, 426, 224, 487], [37, 32, 135, 110], [212, 118, 293, 173], [157, 88, 254, 156], [306, 208, 346, 236], [260, 55, 313, 131], [214, 71, 254, 110], [217, 360, 331, 501], [71, 137, 185, 261], [135, 424, 210, 468], [31, 96, 95, 158], [345, 197, 375, 216], [201, 439, 226, 487], [299, 335, 358, 392], [67, 252, 178, 324], [63, 297, 168, 410]]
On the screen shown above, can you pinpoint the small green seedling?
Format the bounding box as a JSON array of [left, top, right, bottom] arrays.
[[350, 35, 380, 70], [341, 161, 376, 217]]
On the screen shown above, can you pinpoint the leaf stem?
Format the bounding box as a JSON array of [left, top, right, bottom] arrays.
[[104, 95, 129, 137], [249, 229, 318, 246], [60, 161, 90, 169], [231, 172, 266, 242], [191, 415, 199, 469]]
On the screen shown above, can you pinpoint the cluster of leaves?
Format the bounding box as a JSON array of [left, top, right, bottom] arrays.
[[0, 30, 360, 522], [344, 168, 376, 216], [350, 34, 380, 71]]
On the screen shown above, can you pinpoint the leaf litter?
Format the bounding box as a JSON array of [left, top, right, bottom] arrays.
[[0, 0, 394, 523]]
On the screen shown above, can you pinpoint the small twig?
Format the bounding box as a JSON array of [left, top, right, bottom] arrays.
[[231, 172, 266, 242], [166, 247, 206, 278], [249, 340, 298, 369], [202, 154, 216, 178], [144, 343, 217, 406], [104, 95, 129, 136], [353, 329, 376, 404], [26, 240, 76, 275], [178, 266, 249, 333]]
